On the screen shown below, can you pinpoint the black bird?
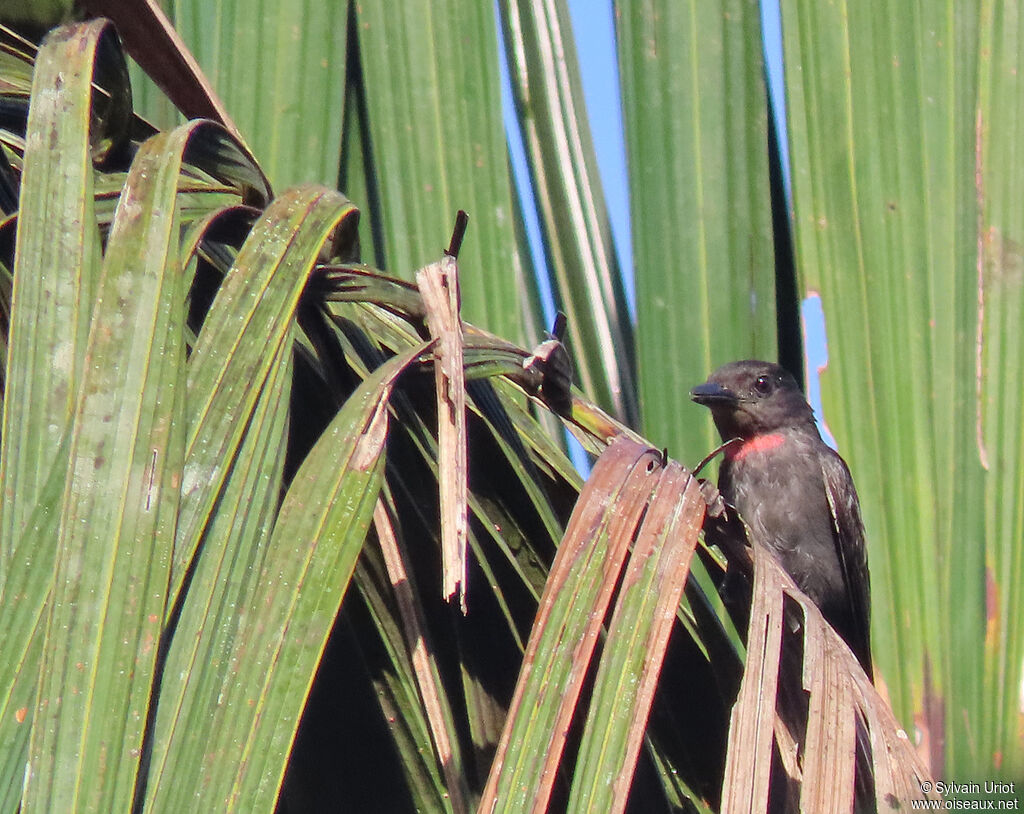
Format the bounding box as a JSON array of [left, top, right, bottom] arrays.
[[691, 360, 872, 678]]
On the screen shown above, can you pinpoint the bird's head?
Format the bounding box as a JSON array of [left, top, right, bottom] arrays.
[[690, 360, 815, 441]]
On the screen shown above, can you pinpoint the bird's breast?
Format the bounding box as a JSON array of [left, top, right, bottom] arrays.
[[719, 432, 843, 604]]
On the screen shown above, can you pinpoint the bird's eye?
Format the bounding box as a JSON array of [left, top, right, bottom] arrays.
[[753, 374, 773, 396]]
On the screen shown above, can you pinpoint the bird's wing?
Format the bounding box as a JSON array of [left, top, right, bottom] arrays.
[[819, 448, 873, 677]]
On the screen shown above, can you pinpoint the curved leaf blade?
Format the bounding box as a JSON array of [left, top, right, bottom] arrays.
[[0, 20, 112, 565], [23, 115, 191, 813], [150, 343, 425, 814], [174, 184, 357, 604]]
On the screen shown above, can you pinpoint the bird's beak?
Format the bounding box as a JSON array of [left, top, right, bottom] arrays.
[[690, 381, 738, 406]]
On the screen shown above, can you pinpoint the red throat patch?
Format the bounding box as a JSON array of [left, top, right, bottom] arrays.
[[726, 432, 785, 462]]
